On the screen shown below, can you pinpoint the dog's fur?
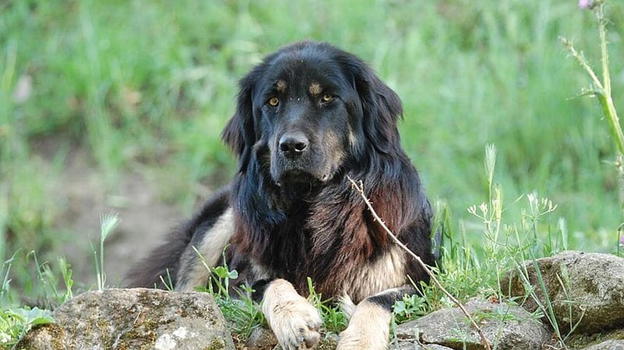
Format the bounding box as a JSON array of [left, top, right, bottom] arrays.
[[127, 41, 437, 350]]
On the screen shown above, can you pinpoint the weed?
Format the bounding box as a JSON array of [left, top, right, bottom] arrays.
[[0, 307, 54, 348], [93, 213, 119, 291], [306, 277, 348, 335]]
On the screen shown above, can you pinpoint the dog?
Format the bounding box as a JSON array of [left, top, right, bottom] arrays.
[[127, 41, 437, 350]]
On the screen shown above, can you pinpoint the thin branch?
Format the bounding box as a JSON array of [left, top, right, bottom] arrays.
[[347, 176, 492, 350]]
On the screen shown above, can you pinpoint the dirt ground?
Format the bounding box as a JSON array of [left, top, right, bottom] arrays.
[[52, 148, 186, 288]]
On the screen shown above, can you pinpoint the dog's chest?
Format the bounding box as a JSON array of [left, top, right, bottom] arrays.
[[251, 225, 408, 302], [337, 246, 407, 302]]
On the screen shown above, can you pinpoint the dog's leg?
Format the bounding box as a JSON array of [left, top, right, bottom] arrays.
[[175, 208, 234, 292], [257, 279, 322, 350], [336, 286, 414, 350]]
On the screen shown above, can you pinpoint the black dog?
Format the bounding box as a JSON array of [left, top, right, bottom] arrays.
[[128, 41, 436, 350]]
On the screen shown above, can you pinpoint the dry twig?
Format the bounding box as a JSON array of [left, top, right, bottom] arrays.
[[347, 176, 492, 350]]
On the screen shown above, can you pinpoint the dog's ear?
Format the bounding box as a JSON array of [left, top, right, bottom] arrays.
[[343, 56, 403, 155], [222, 73, 256, 171]]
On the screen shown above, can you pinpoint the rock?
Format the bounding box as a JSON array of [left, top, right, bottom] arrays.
[[501, 251, 624, 334], [566, 328, 624, 349], [390, 340, 454, 350], [244, 326, 338, 350], [16, 288, 235, 350], [15, 323, 67, 350], [395, 299, 551, 350], [583, 340, 624, 350], [245, 327, 279, 349]]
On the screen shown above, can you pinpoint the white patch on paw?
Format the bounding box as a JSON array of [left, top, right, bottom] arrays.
[[262, 279, 322, 350]]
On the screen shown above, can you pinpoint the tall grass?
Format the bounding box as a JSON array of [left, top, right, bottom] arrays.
[[93, 213, 119, 291]]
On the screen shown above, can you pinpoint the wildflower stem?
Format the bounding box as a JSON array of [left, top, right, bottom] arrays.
[[560, 38, 603, 90], [563, 3, 624, 156], [599, 5, 610, 94], [566, 0, 624, 248], [597, 4, 624, 155]]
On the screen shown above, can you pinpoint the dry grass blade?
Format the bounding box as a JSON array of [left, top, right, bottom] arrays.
[[347, 176, 492, 350]]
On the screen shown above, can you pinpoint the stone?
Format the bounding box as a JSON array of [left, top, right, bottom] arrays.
[[583, 340, 624, 350], [566, 328, 624, 349], [245, 327, 278, 349], [395, 299, 551, 350], [501, 251, 624, 334], [390, 340, 454, 350], [16, 288, 235, 350], [244, 327, 338, 350], [15, 323, 67, 350]]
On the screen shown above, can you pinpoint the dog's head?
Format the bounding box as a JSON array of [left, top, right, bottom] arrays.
[[222, 41, 403, 186]]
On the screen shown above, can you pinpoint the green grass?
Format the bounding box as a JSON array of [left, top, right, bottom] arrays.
[[0, 307, 54, 348], [1, 0, 624, 347]]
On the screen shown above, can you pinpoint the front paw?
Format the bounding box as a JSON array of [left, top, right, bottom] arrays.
[[267, 298, 322, 349], [336, 299, 391, 350], [336, 326, 388, 350], [261, 279, 322, 350]]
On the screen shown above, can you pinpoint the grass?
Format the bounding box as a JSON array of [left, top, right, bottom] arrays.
[[93, 213, 119, 291], [0, 307, 53, 348], [1, 0, 624, 348]]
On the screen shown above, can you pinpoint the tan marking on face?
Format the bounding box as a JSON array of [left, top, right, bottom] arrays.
[[276, 80, 287, 93], [175, 208, 234, 292], [348, 127, 357, 147], [309, 82, 322, 96], [322, 129, 346, 176], [337, 299, 392, 350], [262, 279, 322, 349]]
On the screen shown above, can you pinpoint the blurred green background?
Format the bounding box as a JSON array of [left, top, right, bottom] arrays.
[[1, 0, 623, 298]]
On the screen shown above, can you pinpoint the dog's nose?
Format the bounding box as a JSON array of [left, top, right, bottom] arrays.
[[279, 132, 309, 156]]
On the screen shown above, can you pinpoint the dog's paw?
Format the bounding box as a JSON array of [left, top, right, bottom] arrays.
[[261, 280, 322, 349], [267, 297, 322, 349], [336, 299, 391, 350], [336, 326, 388, 350]]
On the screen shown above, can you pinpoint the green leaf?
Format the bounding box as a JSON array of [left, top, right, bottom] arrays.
[[17, 308, 54, 326], [212, 266, 229, 279]]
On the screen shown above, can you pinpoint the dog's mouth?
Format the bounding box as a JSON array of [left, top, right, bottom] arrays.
[[267, 144, 338, 187], [273, 167, 330, 187]]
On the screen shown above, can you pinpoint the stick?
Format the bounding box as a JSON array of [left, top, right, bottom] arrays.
[[347, 176, 492, 350]]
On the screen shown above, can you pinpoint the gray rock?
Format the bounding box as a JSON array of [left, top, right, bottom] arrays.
[[16, 288, 235, 350], [395, 299, 551, 350], [501, 251, 624, 334], [390, 340, 454, 350], [15, 324, 67, 350], [583, 340, 624, 350], [246, 327, 278, 349], [245, 327, 338, 350]]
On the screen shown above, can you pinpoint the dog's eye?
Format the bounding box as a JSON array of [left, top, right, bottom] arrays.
[[321, 95, 334, 103], [267, 97, 280, 107]]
